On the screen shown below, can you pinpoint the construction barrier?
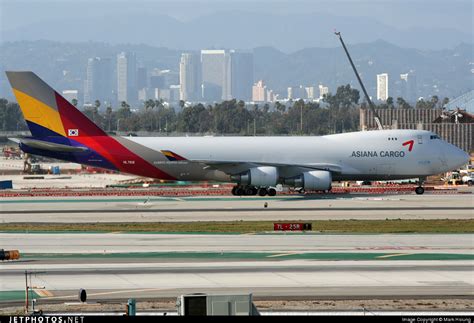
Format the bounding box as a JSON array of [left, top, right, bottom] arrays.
[[0, 185, 461, 198]]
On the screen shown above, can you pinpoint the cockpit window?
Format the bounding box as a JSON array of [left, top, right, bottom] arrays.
[[430, 135, 441, 140]]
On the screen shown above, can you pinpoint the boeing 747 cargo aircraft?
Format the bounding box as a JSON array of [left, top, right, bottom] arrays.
[[6, 72, 469, 196]]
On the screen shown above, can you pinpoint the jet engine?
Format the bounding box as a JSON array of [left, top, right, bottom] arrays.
[[231, 166, 278, 187], [284, 170, 332, 191]]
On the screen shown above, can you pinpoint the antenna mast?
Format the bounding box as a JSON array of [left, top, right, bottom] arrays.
[[334, 31, 383, 130]]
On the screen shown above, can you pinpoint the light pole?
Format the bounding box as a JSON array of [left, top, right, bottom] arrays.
[[25, 270, 46, 314], [300, 103, 303, 133]]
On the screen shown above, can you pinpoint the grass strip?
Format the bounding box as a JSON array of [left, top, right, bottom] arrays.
[[0, 219, 473, 234]]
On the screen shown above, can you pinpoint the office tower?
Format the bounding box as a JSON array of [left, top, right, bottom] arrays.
[[377, 73, 389, 101], [84, 57, 113, 104], [201, 50, 227, 101], [266, 89, 275, 103], [150, 75, 165, 89], [305, 86, 317, 100], [288, 85, 305, 100], [137, 67, 147, 90], [169, 85, 181, 102], [179, 53, 201, 101], [319, 85, 329, 99], [230, 51, 253, 101], [252, 80, 267, 102], [117, 52, 137, 104], [400, 72, 417, 102]]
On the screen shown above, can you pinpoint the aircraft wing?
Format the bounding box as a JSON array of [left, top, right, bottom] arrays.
[[192, 159, 342, 175]]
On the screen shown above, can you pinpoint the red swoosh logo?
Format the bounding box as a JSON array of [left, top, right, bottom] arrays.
[[402, 140, 414, 152]]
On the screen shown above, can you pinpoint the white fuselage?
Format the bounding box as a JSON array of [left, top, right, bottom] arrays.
[[126, 129, 469, 182]]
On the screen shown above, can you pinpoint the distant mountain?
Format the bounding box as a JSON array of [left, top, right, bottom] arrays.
[[2, 11, 472, 52], [255, 39, 473, 98], [0, 40, 472, 103]]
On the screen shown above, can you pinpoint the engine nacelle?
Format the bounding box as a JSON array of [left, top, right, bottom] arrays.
[[231, 166, 278, 187], [285, 170, 332, 191]]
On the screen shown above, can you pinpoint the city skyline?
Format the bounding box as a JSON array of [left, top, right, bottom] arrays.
[[75, 47, 434, 109], [1, 38, 471, 108]]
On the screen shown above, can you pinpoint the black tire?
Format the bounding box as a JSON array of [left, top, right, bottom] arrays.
[[268, 188, 277, 196], [415, 186, 425, 195], [235, 187, 244, 196], [468, 181, 473, 186], [258, 188, 268, 196], [245, 187, 254, 195], [231, 186, 238, 196], [251, 187, 258, 195]]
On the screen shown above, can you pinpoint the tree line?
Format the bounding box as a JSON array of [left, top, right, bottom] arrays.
[[0, 86, 449, 135]]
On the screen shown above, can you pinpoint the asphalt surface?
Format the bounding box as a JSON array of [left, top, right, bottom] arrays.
[[1, 260, 472, 300], [1, 193, 473, 222], [0, 232, 472, 300], [1, 232, 473, 254], [1, 191, 472, 303]]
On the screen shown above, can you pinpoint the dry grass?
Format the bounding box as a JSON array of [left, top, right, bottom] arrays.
[[1, 219, 473, 234]]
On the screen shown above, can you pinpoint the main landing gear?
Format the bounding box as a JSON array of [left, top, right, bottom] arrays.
[[415, 177, 425, 195], [231, 186, 277, 196]]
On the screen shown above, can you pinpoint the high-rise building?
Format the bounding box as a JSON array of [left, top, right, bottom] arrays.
[[117, 52, 137, 104], [137, 67, 148, 90], [377, 73, 389, 101], [149, 75, 165, 89], [84, 57, 113, 105], [201, 50, 227, 101], [169, 85, 181, 102], [252, 80, 267, 102], [200, 49, 254, 102], [400, 72, 417, 102], [179, 53, 201, 101], [305, 86, 317, 100], [230, 51, 253, 101], [319, 85, 329, 99], [266, 89, 275, 103], [288, 85, 306, 100]]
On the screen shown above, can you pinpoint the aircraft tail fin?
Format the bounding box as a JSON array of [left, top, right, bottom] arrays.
[[5, 71, 107, 139]]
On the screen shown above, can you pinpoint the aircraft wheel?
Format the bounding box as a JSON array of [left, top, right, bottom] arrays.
[[231, 186, 239, 196], [415, 186, 425, 195], [298, 188, 305, 194], [244, 186, 254, 196], [235, 187, 244, 196], [268, 188, 277, 196], [251, 187, 258, 195], [258, 188, 268, 196]]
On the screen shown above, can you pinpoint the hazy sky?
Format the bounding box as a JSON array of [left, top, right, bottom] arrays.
[[1, 0, 472, 32]]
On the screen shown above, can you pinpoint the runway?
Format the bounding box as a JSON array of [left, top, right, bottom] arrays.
[[1, 232, 473, 254], [1, 192, 472, 305], [0, 232, 472, 302], [1, 193, 472, 222]]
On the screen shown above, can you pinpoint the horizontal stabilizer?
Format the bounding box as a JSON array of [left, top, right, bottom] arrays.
[[19, 138, 89, 153]]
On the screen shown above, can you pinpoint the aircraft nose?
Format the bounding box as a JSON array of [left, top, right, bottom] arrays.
[[449, 146, 470, 170]]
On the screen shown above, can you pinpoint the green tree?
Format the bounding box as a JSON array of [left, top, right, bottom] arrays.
[[397, 97, 412, 109], [441, 97, 450, 108], [431, 95, 439, 108], [386, 97, 394, 108]]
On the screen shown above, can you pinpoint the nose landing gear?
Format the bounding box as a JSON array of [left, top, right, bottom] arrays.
[[415, 177, 426, 195], [415, 186, 425, 195]]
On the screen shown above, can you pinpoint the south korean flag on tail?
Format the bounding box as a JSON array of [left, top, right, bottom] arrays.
[[68, 129, 79, 136]]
